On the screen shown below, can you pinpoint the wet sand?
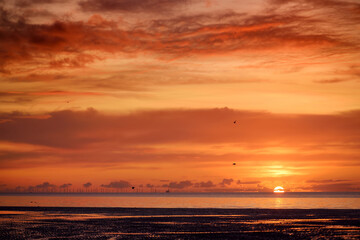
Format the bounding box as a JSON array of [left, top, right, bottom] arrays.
[[1, 207, 359, 239]]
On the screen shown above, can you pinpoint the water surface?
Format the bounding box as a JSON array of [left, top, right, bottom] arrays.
[[0, 192, 359, 209]]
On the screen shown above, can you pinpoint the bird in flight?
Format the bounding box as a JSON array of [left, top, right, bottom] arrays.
[[234, 120, 236, 124]]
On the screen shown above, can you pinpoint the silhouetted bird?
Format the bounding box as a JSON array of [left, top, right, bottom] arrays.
[[234, 120, 236, 124], [233, 162, 236, 166], [132, 187, 135, 189]]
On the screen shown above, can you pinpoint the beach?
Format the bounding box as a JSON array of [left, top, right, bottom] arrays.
[[1, 207, 359, 239]]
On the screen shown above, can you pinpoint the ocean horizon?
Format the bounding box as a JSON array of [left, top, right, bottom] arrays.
[[1, 192, 359, 209]]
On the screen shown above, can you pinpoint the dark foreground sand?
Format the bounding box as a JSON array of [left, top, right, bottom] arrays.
[[0, 207, 359, 239]]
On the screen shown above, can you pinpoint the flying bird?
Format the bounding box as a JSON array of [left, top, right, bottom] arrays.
[[233, 162, 236, 166], [234, 120, 236, 124]]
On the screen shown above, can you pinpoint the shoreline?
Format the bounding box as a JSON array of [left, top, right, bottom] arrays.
[[1, 207, 359, 239]]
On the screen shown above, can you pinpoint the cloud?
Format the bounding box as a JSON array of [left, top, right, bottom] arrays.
[[270, 0, 360, 11], [33, 182, 56, 189], [315, 78, 351, 84], [165, 180, 193, 189], [0, 108, 359, 148], [0, 108, 359, 172], [14, 0, 67, 8], [0, 10, 120, 72], [21, 9, 56, 19], [314, 65, 360, 84], [0, 91, 104, 98], [1, 7, 355, 73], [257, 184, 273, 192], [237, 180, 261, 185], [0, 150, 50, 165], [194, 181, 216, 188], [59, 183, 72, 188], [220, 178, 233, 186], [101, 180, 131, 188], [144, 12, 345, 58], [9, 73, 68, 82], [83, 182, 92, 188], [306, 179, 348, 184], [269, 0, 360, 24], [309, 183, 360, 192], [79, 0, 191, 13]]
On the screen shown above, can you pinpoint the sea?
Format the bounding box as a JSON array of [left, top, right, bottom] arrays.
[[0, 192, 359, 209]]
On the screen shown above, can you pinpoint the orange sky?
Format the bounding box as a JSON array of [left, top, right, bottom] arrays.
[[0, 0, 359, 192]]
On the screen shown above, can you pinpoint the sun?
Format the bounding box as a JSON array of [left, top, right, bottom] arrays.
[[274, 186, 285, 193]]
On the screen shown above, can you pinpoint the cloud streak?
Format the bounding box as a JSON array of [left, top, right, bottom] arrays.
[[1, 7, 355, 73], [79, 0, 191, 13], [0, 108, 359, 148]]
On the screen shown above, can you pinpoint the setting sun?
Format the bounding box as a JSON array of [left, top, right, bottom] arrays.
[[274, 186, 285, 193]]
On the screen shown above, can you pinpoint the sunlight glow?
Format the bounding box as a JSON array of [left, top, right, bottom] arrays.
[[274, 186, 285, 193]]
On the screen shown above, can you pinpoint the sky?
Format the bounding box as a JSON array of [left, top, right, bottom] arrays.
[[0, 0, 359, 192]]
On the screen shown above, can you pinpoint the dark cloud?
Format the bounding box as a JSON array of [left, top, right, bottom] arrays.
[[36, 182, 56, 188], [0, 108, 101, 148], [22, 9, 56, 18], [271, 0, 360, 10], [269, 0, 360, 23], [0, 108, 360, 149], [0, 108, 359, 172], [237, 180, 261, 185], [194, 181, 216, 188], [1, 8, 355, 73], [59, 183, 72, 188], [306, 179, 348, 184], [15, 0, 67, 8], [79, 0, 190, 13], [83, 182, 92, 188], [220, 178, 233, 186], [101, 180, 131, 188], [165, 181, 193, 189], [0, 10, 117, 71], [0, 150, 49, 166], [143, 12, 346, 58], [31, 182, 56, 189]]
